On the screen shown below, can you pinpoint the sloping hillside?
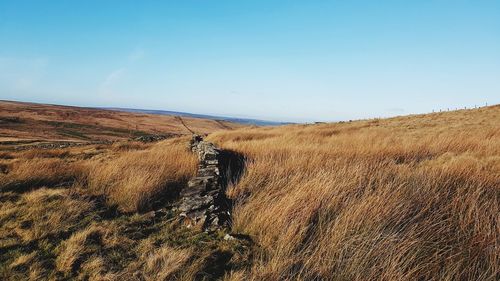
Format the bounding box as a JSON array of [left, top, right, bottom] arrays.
[[0, 100, 242, 144], [207, 105, 499, 280]]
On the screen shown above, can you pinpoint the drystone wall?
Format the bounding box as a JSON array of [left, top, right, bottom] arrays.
[[178, 135, 232, 231]]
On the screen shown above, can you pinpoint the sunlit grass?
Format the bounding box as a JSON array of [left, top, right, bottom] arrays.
[[209, 106, 500, 280]]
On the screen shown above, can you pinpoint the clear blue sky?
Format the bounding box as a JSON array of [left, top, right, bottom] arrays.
[[1, 1, 499, 122]]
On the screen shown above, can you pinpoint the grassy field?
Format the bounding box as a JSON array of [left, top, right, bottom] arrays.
[[0, 103, 498, 280], [0, 101, 251, 280], [0, 100, 242, 144], [0, 137, 253, 280], [207, 105, 499, 280]]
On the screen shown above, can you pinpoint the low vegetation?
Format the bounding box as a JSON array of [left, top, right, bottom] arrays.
[[0, 100, 241, 143], [86, 138, 197, 212], [0, 138, 253, 280], [0, 105, 498, 280], [208, 106, 499, 280]]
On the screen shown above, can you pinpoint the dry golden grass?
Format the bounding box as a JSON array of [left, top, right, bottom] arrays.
[[1, 106, 498, 280], [207, 106, 500, 281], [0, 188, 97, 244], [0, 157, 86, 192], [0, 136, 236, 280], [141, 246, 192, 280], [86, 137, 198, 212], [17, 149, 71, 159], [0, 136, 197, 212], [55, 224, 126, 274]]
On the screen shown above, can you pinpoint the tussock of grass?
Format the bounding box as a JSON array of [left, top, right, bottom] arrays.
[[0, 158, 85, 192], [0, 188, 97, 244], [87, 138, 197, 212], [9, 252, 37, 270], [55, 224, 126, 274], [209, 106, 500, 280], [142, 246, 192, 280]]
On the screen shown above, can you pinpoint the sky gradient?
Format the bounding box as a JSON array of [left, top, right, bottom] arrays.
[[1, 0, 499, 122]]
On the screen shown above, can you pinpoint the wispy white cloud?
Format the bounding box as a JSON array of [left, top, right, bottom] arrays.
[[97, 48, 145, 96], [99, 67, 126, 95]]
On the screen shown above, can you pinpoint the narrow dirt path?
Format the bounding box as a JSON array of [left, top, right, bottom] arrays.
[[175, 116, 195, 134], [214, 119, 231, 130]]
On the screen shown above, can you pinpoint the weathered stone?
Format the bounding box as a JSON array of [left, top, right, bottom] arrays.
[[187, 176, 214, 187], [134, 134, 176, 143], [224, 234, 236, 241], [177, 135, 232, 231], [198, 167, 220, 177]]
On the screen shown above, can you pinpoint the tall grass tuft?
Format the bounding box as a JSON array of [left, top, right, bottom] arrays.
[[209, 106, 500, 280], [86, 138, 197, 212]]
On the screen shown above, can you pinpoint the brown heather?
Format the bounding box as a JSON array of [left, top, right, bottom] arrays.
[[0, 100, 242, 142], [208, 105, 500, 280]]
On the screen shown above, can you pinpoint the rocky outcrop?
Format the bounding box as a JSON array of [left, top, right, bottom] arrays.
[[11, 140, 113, 151], [133, 134, 179, 143], [178, 135, 234, 231]]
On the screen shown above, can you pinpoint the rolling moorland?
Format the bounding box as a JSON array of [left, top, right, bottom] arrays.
[[105, 107, 288, 126], [0, 100, 242, 145], [0, 102, 499, 280]]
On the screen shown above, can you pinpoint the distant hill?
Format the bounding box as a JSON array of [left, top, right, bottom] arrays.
[[0, 100, 244, 143], [104, 107, 290, 126]]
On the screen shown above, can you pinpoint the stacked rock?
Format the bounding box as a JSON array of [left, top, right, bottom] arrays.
[[178, 135, 231, 231]]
